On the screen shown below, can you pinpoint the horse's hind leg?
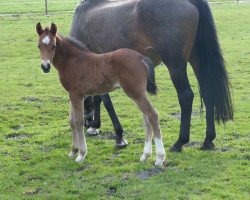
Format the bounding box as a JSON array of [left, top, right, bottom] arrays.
[[163, 59, 194, 152], [134, 95, 166, 166], [189, 54, 216, 150]]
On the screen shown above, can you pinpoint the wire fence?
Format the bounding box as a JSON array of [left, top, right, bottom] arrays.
[[0, 0, 80, 15], [0, 0, 248, 16]]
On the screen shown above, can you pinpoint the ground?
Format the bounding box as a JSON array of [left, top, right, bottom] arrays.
[[0, 1, 249, 199]]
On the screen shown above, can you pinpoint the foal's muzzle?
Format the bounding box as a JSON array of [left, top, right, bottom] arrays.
[[41, 63, 51, 73]]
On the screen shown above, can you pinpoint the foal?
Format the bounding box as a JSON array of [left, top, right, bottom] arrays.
[[36, 23, 166, 166]]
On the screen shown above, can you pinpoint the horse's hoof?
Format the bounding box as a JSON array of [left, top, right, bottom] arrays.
[[68, 151, 77, 158], [115, 139, 128, 148], [86, 127, 99, 136], [75, 153, 86, 162], [169, 145, 182, 152], [200, 141, 215, 150]]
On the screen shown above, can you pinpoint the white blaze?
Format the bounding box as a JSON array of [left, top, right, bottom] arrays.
[[42, 36, 50, 45]]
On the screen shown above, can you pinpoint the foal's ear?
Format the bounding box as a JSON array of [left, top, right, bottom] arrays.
[[50, 23, 57, 35], [36, 22, 44, 35]]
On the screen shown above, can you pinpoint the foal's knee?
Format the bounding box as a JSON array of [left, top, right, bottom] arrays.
[[69, 117, 75, 129], [71, 117, 84, 130], [74, 119, 84, 128]]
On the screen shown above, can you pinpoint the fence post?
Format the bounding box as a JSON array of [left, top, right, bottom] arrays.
[[45, 0, 48, 15]]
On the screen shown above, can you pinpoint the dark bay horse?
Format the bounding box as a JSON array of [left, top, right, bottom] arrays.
[[36, 23, 166, 165], [70, 0, 233, 152]]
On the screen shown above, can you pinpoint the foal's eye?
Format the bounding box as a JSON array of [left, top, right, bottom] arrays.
[[52, 44, 56, 49]]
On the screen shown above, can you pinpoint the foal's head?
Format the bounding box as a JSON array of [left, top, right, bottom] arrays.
[[36, 22, 57, 73]]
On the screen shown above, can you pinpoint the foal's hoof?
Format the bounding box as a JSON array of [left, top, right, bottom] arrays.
[[155, 158, 165, 166], [169, 145, 182, 152], [115, 139, 128, 148], [75, 153, 86, 162], [140, 153, 151, 162], [200, 141, 215, 150], [155, 152, 166, 166], [86, 127, 99, 136], [68, 151, 77, 158]]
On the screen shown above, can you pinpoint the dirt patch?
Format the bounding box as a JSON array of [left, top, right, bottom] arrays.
[[11, 124, 24, 130], [184, 141, 202, 147], [168, 111, 200, 119], [50, 96, 65, 102], [22, 97, 42, 102], [111, 152, 120, 159], [27, 176, 44, 181], [107, 186, 117, 195], [18, 83, 33, 87], [21, 154, 31, 161], [137, 167, 165, 180], [5, 133, 30, 140], [73, 165, 91, 173], [133, 138, 144, 144], [98, 131, 117, 140], [22, 188, 41, 196], [217, 147, 231, 152]]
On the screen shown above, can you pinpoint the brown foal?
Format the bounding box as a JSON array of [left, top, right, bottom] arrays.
[[36, 23, 166, 166]]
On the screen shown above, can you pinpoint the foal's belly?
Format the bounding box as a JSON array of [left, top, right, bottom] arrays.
[[84, 81, 120, 96]]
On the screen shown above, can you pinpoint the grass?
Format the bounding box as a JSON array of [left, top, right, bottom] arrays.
[[0, 0, 79, 14], [0, 1, 249, 199]]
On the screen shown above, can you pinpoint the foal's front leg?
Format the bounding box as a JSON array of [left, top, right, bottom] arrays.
[[68, 103, 79, 158], [70, 95, 87, 162]]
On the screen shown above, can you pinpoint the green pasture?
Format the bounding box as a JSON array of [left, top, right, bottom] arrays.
[[0, 0, 79, 14], [0, 1, 249, 199]]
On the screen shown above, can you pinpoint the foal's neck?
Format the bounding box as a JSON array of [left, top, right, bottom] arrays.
[[52, 35, 85, 71]]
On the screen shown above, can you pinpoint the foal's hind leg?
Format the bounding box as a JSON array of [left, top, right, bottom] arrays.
[[163, 59, 194, 152], [140, 115, 153, 162], [134, 95, 166, 166]]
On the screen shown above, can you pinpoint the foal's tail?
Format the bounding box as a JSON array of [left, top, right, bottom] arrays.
[[141, 57, 157, 95], [190, 0, 233, 123]]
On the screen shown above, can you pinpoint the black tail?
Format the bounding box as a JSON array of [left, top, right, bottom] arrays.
[[190, 0, 233, 123], [142, 57, 157, 95]]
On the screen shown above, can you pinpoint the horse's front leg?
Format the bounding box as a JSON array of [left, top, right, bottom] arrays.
[[70, 94, 87, 162], [86, 95, 101, 136], [101, 94, 128, 148]]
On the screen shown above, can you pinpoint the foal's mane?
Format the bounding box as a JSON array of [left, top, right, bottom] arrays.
[[61, 35, 90, 52]]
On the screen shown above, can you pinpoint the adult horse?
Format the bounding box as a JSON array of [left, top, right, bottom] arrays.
[[70, 0, 233, 151]]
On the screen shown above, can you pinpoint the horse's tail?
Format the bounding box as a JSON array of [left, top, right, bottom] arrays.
[[190, 0, 233, 123], [141, 57, 157, 95]]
